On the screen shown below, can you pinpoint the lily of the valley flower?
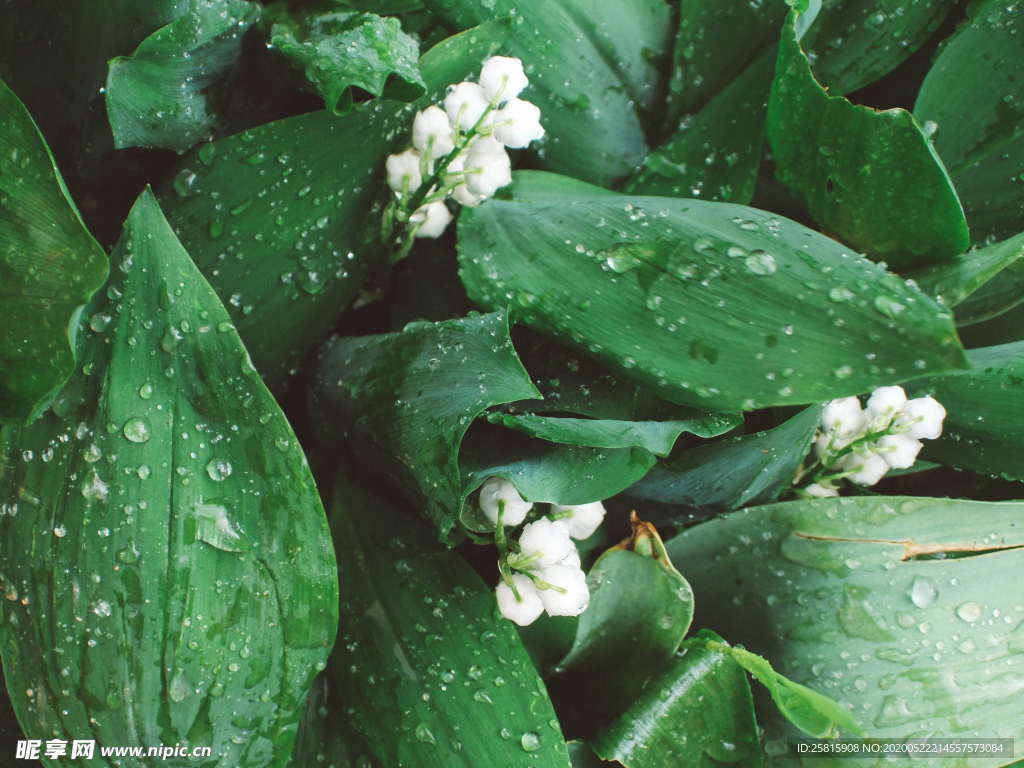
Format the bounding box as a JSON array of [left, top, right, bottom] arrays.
[[412, 105, 455, 159], [492, 99, 545, 148], [478, 476, 532, 527], [550, 501, 606, 540], [478, 55, 529, 103], [495, 573, 544, 626]]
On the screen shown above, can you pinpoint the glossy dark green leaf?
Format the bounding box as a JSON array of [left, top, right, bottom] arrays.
[[909, 342, 1024, 482], [566, 740, 604, 768], [706, 639, 862, 738], [959, 300, 1024, 349], [312, 311, 540, 542], [459, 421, 656, 532], [666, 0, 788, 119], [329, 469, 571, 768], [423, 0, 672, 186], [0, 78, 108, 423], [914, 0, 1024, 243], [553, 546, 694, 726], [627, 406, 820, 518], [290, 674, 378, 768], [626, 49, 775, 205], [766, 9, 969, 268], [591, 630, 762, 768], [457, 171, 967, 413], [487, 410, 735, 458], [907, 231, 1024, 314], [807, 0, 956, 95], [0, 190, 337, 766], [159, 21, 508, 385], [667, 496, 1024, 746], [266, 5, 425, 114], [105, 0, 259, 152]]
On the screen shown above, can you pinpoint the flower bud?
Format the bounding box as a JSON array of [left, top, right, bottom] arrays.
[[821, 396, 866, 438], [865, 385, 907, 430], [479, 56, 529, 103], [875, 433, 922, 469], [804, 482, 839, 498], [840, 450, 889, 486], [537, 565, 589, 617], [444, 81, 491, 132], [894, 396, 946, 440], [410, 201, 453, 239], [464, 137, 512, 197], [385, 149, 422, 195], [550, 501, 605, 540], [495, 574, 544, 626], [412, 105, 455, 159], [478, 477, 531, 526], [518, 518, 574, 567], [492, 99, 545, 148]]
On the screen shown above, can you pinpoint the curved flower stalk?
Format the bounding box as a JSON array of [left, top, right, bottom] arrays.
[[478, 478, 608, 626], [382, 56, 545, 260], [796, 386, 946, 497]]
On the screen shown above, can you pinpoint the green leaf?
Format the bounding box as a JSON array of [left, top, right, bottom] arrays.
[[666, 496, 1024, 746], [487, 411, 734, 458], [909, 342, 1024, 482], [766, 9, 969, 268], [291, 674, 378, 768], [591, 629, 763, 768], [807, 0, 956, 95], [423, 0, 672, 186], [666, 0, 788, 119], [627, 406, 820, 518], [955, 260, 1024, 327], [907, 231, 1024, 313], [914, 0, 1024, 242], [159, 20, 509, 385], [707, 639, 862, 738], [553, 543, 694, 727], [267, 5, 425, 114], [329, 468, 572, 768], [626, 49, 775, 205], [459, 422, 656, 530], [312, 311, 540, 542], [457, 171, 967, 413], [0, 190, 337, 765], [105, 0, 260, 152], [0, 78, 108, 423]]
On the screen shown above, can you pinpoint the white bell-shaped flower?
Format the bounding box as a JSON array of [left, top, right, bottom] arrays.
[[385, 149, 422, 195], [821, 396, 866, 438], [840, 450, 890, 486], [412, 105, 455, 159], [518, 518, 574, 567], [410, 201, 453, 239], [875, 433, 923, 469], [479, 56, 529, 103], [492, 99, 545, 148], [550, 501, 606, 540], [444, 155, 485, 207], [478, 477, 531, 527], [865, 385, 907, 430], [444, 81, 491, 133], [495, 574, 544, 626], [804, 482, 839, 498], [537, 565, 589, 616], [894, 396, 946, 440], [464, 137, 512, 198]]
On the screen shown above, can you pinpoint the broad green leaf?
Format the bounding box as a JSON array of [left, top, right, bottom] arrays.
[[766, 10, 969, 268], [105, 0, 259, 152], [591, 630, 763, 768], [0, 79, 108, 423], [459, 421, 656, 532], [159, 20, 508, 385], [666, 0, 788, 119], [626, 49, 775, 205], [954, 260, 1024, 327], [807, 0, 956, 95], [914, 0, 1024, 242], [909, 342, 1024, 482], [907, 231, 1024, 313], [487, 411, 734, 458], [627, 406, 820, 518], [0, 190, 337, 766], [960, 301, 1024, 349], [666, 496, 1024, 747], [706, 640, 862, 738], [329, 469, 571, 768], [553, 538, 694, 727], [567, 740, 604, 768], [457, 171, 967, 413], [311, 311, 540, 542], [266, 4, 425, 114], [423, 0, 672, 186]]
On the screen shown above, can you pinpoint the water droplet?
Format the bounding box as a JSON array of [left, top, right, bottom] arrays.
[[138, 383, 154, 399], [520, 732, 541, 752], [956, 601, 982, 622], [745, 250, 777, 275], [206, 459, 233, 482], [908, 576, 937, 608], [53, 525, 67, 538], [81, 471, 109, 502], [123, 417, 151, 443], [414, 723, 436, 745]]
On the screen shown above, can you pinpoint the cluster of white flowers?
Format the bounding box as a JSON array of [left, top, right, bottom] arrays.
[[805, 385, 946, 496], [384, 56, 544, 242], [478, 477, 606, 626]]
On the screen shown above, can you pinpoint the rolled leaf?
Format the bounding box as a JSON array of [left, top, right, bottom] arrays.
[[0, 78, 108, 422]]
